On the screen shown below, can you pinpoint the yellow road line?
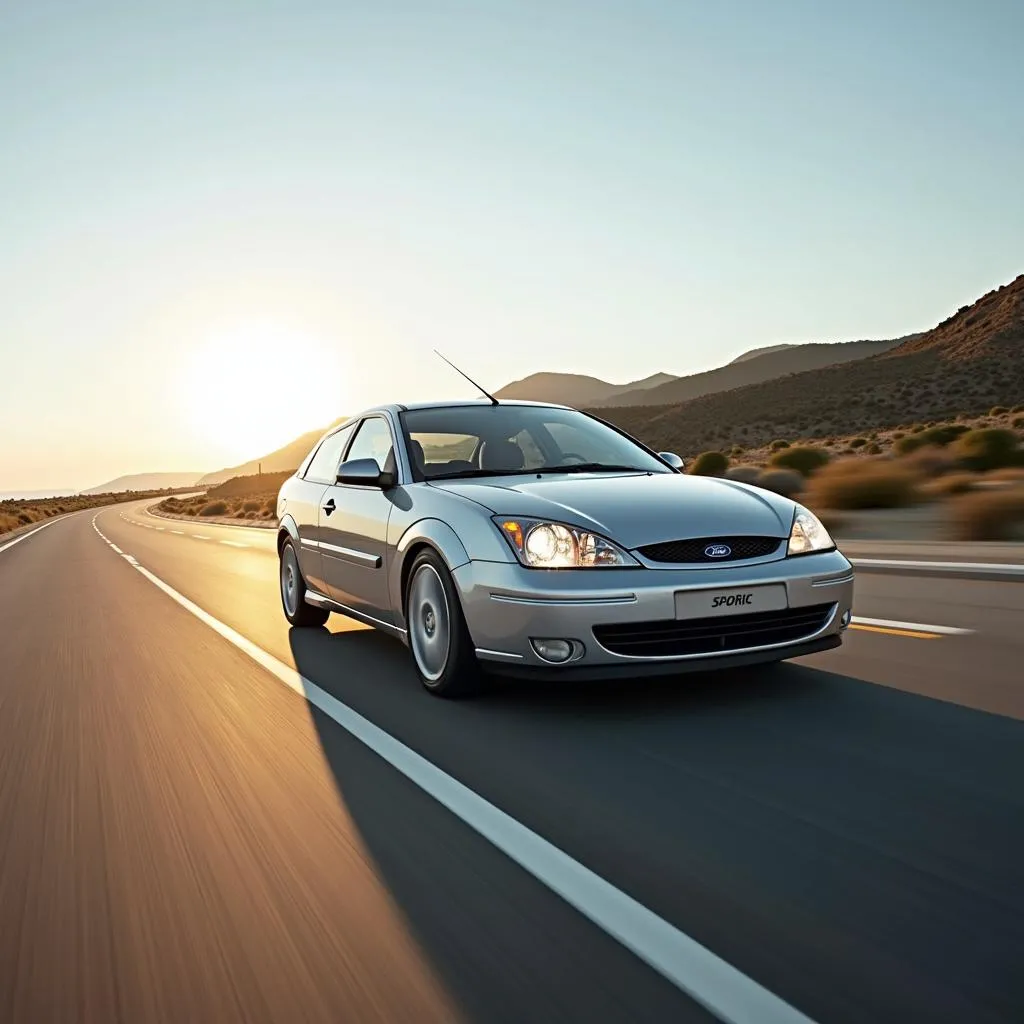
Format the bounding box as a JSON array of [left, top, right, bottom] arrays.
[[849, 623, 940, 640]]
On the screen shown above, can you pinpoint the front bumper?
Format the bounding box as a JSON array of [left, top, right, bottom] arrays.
[[452, 549, 854, 678]]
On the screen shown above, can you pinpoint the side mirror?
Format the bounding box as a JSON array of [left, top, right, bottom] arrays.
[[658, 451, 685, 471], [336, 457, 389, 487]]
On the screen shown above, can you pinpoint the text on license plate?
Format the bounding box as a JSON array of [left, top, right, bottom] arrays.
[[674, 583, 788, 619]]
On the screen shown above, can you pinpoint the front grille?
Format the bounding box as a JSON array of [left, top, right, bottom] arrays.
[[637, 536, 783, 564], [593, 603, 834, 658]]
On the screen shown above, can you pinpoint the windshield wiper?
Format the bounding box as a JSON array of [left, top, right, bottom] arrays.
[[425, 468, 538, 481], [532, 463, 649, 474]]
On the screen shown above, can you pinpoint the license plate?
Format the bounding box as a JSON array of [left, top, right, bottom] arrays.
[[674, 584, 787, 619]]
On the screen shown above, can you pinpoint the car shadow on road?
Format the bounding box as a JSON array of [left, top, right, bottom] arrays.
[[287, 622, 1024, 1024]]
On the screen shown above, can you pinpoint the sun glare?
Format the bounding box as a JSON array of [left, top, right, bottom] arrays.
[[178, 324, 348, 463]]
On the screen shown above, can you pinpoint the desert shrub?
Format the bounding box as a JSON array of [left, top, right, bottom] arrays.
[[199, 501, 228, 517], [947, 490, 1024, 541], [1013, 416, 1024, 430], [891, 431, 905, 440], [689, 451, 729, 476], [921, 472, 978, 497], [952, 428, 1021, 472], [990, 406, 1008, 416], [894, 434, 927, 455], [1012, 404, 1024, 413], [866, 442, 882, 455], [910, 424, 926, 433], [242, 499, 261, 512], [848, 437, 867, 449], [769, 439, 790, 450], [805, 460, 920, 510], [755, 468, 805, 498], [730, 445, 745, 455], [769, 446, 830, 476], [725, 465, 761, 484], [899, 445, 956, 478], [260, 509, 273, 518], [920, 423, 970, 447]]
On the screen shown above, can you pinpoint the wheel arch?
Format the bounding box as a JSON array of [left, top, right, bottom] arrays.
[[392, 519, 471, 627], [277, 515, 300, 555]]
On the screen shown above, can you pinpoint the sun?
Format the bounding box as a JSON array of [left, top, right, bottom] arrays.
[[178, 323, 348, 463]]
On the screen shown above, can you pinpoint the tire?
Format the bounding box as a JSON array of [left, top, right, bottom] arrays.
[[405, 548, 481, 697], [279, 538, 330, 627]]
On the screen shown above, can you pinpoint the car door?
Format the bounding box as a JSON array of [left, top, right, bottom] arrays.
[[318, 415, 397, 624], [292, 422, 357, 596]]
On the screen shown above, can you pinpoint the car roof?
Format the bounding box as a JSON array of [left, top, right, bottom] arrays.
[[359, 399, 574, 416]]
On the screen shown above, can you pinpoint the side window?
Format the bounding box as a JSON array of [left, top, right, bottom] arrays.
[[511, 428, 545, 469], [545, 421, 616, 463], [304, 424, 356, 484], [345, 417, 394, 469]]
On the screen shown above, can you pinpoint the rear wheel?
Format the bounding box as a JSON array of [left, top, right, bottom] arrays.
[[405, 549, 480, 697], [280, 538, 330, 627]]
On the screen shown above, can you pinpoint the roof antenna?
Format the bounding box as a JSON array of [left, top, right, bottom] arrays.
[[434, 350, 499, 405]]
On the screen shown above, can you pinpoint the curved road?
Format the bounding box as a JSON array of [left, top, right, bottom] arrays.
[[1, 501, 1023, 1023]]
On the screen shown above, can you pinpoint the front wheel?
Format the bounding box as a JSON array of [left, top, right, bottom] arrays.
[[405, 549, 480, 697], [280, 539, 330, 627]]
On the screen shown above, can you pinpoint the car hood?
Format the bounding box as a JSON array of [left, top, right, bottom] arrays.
[[431, 472, 795, 548]]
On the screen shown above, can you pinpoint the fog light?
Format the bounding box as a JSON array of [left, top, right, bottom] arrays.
[[531, 639, 574, 663], [840, 609, 852, 629]]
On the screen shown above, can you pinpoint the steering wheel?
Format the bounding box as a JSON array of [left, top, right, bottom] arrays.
[[559, 452, 588, 464]]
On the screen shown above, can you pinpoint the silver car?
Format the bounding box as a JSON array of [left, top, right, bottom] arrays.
[[276, 400, 854, 696]]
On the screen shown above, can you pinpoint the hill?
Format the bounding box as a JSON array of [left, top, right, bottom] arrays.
[[83, 472, 205, 495], [197, 418, 346, 485], [594, 273, 1024, 455], [591, 336, 913, 408], [728, 343, 798, 364], [493, 371, 677, 407]]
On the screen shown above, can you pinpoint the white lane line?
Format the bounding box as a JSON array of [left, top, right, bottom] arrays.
[[0, 517, 61, 555], [89, 510, 815, 1024], [851, 615, 973, 636], [170, 530, 185, 535], [851, 557, 1024, 576], [192, 535, 210, 541], [220, 540, 249, 548]]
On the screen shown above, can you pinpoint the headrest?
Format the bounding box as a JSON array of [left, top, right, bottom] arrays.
[[479, 439, 525, 471]]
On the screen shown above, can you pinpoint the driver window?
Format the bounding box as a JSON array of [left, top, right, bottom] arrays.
[[510, 428, 545, 469], [346, 417, 394, 469], [543, 421, 615, 463]]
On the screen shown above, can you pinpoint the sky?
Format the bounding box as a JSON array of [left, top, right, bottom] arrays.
[[1, 0, 1022, 492]]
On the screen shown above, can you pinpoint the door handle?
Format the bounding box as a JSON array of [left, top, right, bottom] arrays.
[[322, 498, 336, 516]]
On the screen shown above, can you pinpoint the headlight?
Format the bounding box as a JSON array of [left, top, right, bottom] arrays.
[[494, 517, 637, 568], [787, 505, 835, 556]]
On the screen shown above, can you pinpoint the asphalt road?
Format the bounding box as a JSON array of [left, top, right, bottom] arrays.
[[1, 502, 1023, 1024]]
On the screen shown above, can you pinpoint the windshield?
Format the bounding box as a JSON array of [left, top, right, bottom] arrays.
[[399, 405, 672, 480]]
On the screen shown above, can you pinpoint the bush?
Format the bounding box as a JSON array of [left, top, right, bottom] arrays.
[[990, 406, 1008, 416], [921, 472, 978, 497], [199, 500, 228, 517], [894, 434, 927, 455], [848, 437, 867, 449], [866, 442, 882, 455], [920, 423, 970, 447], [899, 445, 956, 478], [1013, 416, 1024, 430], [947, 491, 1024, 541], [755, 468, 805, 498], [891, 431, 905, 440], [769, 446, 831, 476], [769, 439, 790, 450], [725, 465, 761, 484], [242, 499, 261, 512], [910, 424, 926, 433], [952, 428, 1021, 472], [689, 451, 729, 476], [1012, 404, 1024, 413], [805, 460, 920, 510]]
